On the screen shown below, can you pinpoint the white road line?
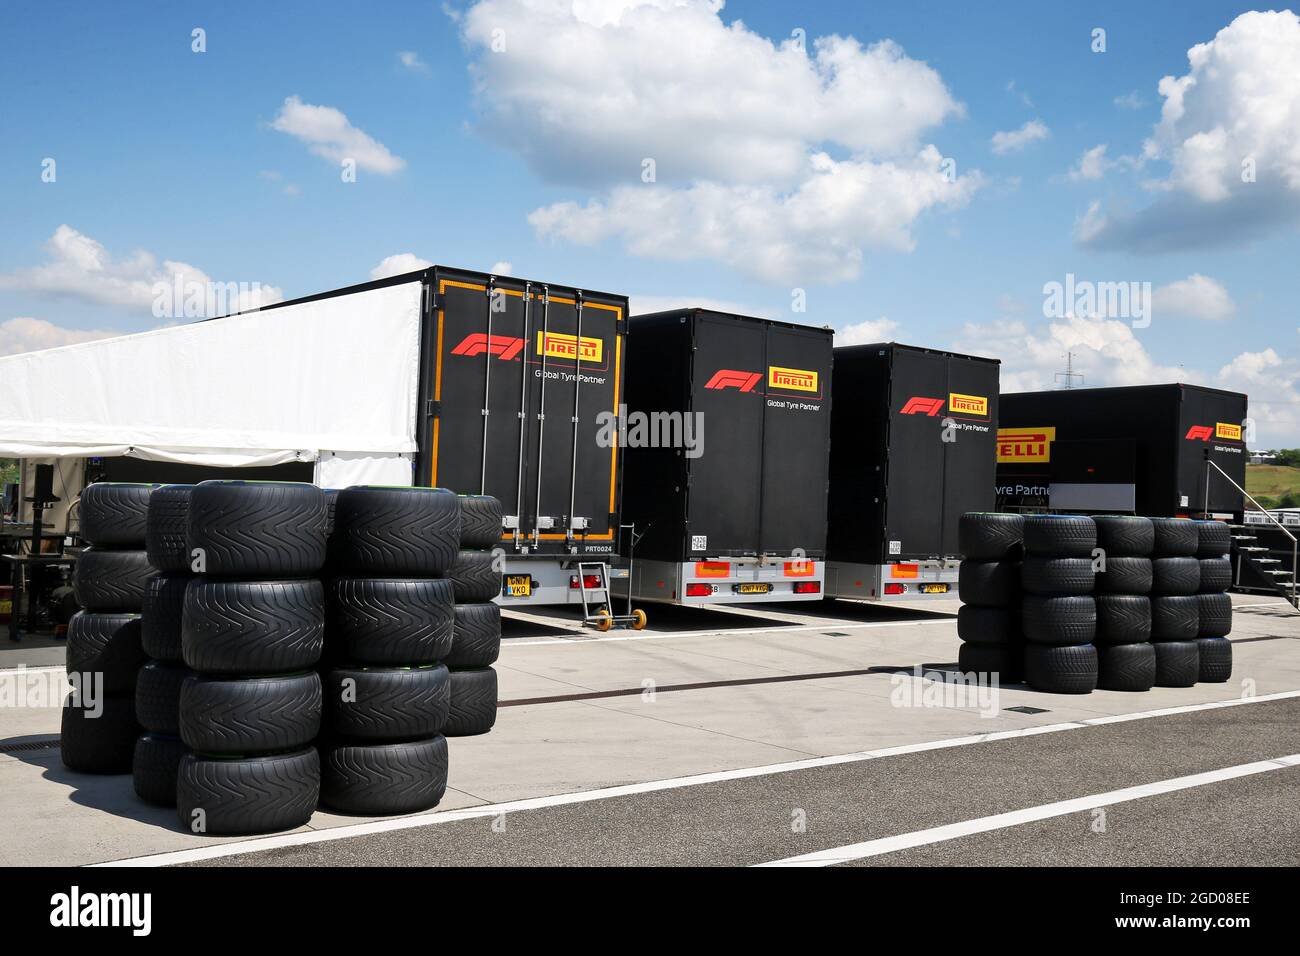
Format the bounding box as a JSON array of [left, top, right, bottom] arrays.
[[503, 616, 955, 647], [91, 687, 1300, 868], [756, 753, 1300, 867]]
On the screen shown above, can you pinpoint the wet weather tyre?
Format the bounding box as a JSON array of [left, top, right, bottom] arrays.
[[447, 602, 503, 667], [66, 611, 145, 694], [179, 672, 321, 756], [1195, 520, 1231, 559], [319, 736, 448, 816], [1151, 557, 1199, 596], [956, 604, 1019, 647], [175, 749, 319, 836], [146, 484, 194, 572], [135, 661, 191, 735], [79, 483, 155, 547], [326, 577, 454, 666], [1021, 595, 1096, 646], [1094, 557, 1152, 595], [182, 578, 324, 675], [459, 495, 504, 551], [958, 513, 1024, 561], [1097, 642, 1156, 692], [1150, 518, 1198, 558], [1196, 592, 1233, 638], [1021, 556, 1094, 596], [331, 486, 460, 576], [141, 572, 189, 662], [1092, 516, 1154, 558], [447, 549, 502, 603], [444, 667, 498, 737], [1023, 515, 1096, 558], [73, 549, 152, 612], [1023, 643, 1097, 694], [958, 642, 1023, 683], [1151, 595, 1199, 641], [1153, 640, 1199, 688], [187, 481, 327, 577], [60, 695, 138, 774], [958, 560, 1020, 606], [1198, 557, 1233, 593], [323, 665, 450, 741], [1094, 594, 1151, 645], [1196, 637, 1233, 683], [133, 734, 187, 806]]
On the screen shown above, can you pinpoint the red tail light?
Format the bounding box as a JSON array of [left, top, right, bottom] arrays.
[[685, 583, 713, 597], [793, 582, 820, 594], [884, 583, 906, 595], [569, 574, 602, 589]]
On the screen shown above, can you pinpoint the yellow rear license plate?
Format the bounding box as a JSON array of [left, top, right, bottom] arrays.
[[920, 583, 949, 594], [506, 575, 532, 597], [735, 583, 771, 594]]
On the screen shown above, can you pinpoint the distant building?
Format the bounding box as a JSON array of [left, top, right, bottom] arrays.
[[1250, 450, 1278, 464]]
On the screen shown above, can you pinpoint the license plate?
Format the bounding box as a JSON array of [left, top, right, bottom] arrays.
[[734, 583, 771, 595], [920, 583, 949, 594], [505, 575, 532, 597]]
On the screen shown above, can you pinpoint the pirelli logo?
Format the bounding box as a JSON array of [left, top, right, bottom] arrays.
[[537, 331, 602, 363], [1216, 422, 1243, 441], [948, 392, 988, 416], [768, 366, 818, 392], [997, 426, 1056, 463]]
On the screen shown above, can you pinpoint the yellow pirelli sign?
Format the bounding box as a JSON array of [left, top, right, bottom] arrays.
[[998, 426, 1055, 463], [768, 366, 818, 392], [1216, 422, 1243, 441], [536, 331, 602, 362], [948, 392, 988, 416]]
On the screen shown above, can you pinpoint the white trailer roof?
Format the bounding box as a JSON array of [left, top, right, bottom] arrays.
[[0, 280, 423, 467]]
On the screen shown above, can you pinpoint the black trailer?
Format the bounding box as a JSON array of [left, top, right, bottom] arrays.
[[996, 383, 1248, 517], [825, 343, 1000, 601], [618, 309, 833, 604]]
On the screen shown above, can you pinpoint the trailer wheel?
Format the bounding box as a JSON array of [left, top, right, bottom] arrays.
[[135, 660, 191, 735], [73, 549, 153, 612], [331, 486, 460, 576], [180, 672, 321, 756], [133, 733, 187, 806], [183, 578, 324, 675], [444, 667, 498, 736], [447, 549, 503, 602], [958, 513, 1024, 561], [1097, 642, 1156, 691], [458, 495, 505, 551], [1150, 518, 1198, 558], [1151, 595, 1199, 641], [446, 602, 502, 668], [319, 736, 448, 816], [327, 577, 454, 666], [141, 571, 189, 662], [188, 481, 327, 577], [1095, 594, 1151, 645], [80, 482, 156, 547], [60, 694, 138, 774], [956, 605, 1019, 646], [1194, 520, 1231, 559], [1021, 595, 1096, 646], [1092, 516, 1154, 558], [1151, 557, 1200, 596], [1152, 640, 1199, 687], [1023, 515, 1096, 558], [145, 484, 194, 572], [1196, 592, 1232, 638], [632, 608, 648, 631], [322, 664, 450, 741], [1198, 556, 1232, 593], [176, 749, 319, 835], [66, 611, 146, 694], [957, 559, 1021, 606], [1023, 643, 1098, 694], [1196, 637, 1232, 683], [1021, 556, 1094, 596]]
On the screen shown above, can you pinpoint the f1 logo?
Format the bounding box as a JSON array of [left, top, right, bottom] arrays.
[[1185, 425, 1214, 441], [900, 396, 945, 416], [704, 369, 762, 392], [451, 333, 525, 361]]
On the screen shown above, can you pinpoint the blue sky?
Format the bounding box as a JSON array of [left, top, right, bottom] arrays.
[[3, 1, 1299, 440]]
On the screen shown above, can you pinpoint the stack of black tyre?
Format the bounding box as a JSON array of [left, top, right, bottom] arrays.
[[1020, 515, 1099, 694], [133, 484, 196, 805], [1092, 516, 1156, 692], [318, 486, 462, 815], [62, 484, 154, 774], [1194, 520, 1234, 683], [177, 481, 327, 835], [956, 513, 1025, 682], [1147, 518, 1202, 688], [444, 495, 505, 736]]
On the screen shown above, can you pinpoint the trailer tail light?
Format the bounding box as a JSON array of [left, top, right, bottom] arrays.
[[793, 582, 820, 594], [783, 561, 815, 577], [569, 574, 602, 589], [890, 564, 919, 578], [884, 583, 906, 595], [685, 583, 713, 597], [695, 562, 730, 578]]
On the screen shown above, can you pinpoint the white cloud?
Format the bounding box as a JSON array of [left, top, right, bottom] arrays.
[[270, 96, 406, 175], [397, 51, 429, 73], [460, 0, 976, 283], [1068, 144, 1114, 181], [490, 261, 513, 276], [837, 316, 899, 345], [1152, 274, 1236, 321], [370, 253, 433, 279], [0, 317, 119, 357], [1217, 348, 1300, 446], [629, 295, 772, 318], [990, 119, 1049, 155], [0, 225, 283, 315], [1114, 91, 1145, 110]]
